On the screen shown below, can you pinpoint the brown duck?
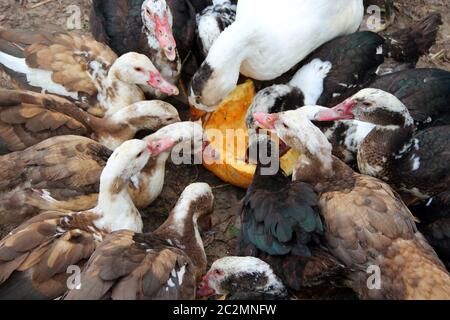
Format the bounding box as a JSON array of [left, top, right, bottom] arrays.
[[254, 109, 450, 299]]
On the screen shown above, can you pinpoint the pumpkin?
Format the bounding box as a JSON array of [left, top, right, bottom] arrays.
[[199, 80, 299, 189]]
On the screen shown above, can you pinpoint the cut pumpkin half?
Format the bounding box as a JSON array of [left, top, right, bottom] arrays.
[[199, 80, 300, 189]]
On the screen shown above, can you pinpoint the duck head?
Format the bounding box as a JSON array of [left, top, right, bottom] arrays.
[[142, 0, 177, 61], [246, 85, 306, 130], [254, 108, 334, 179], [197, 256, 287, 299], [102, 138, 175, 183], [316, 88, 414, 128], [145, 121, 205, 159], [113, 52, 179, 95], [189, 47, 241, 112]]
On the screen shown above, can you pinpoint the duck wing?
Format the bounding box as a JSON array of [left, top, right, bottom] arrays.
[[0, 29, 117, 100], [0, 136, 111, 229], [65, 230, 196, 300], [0, 90, 89, 152], [0, 211, 98, 299], [302, 31, 385, 107], [239, 179, 323, 257]]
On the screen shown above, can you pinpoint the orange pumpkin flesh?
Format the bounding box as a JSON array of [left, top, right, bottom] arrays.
[[199, 80, 299, 189]]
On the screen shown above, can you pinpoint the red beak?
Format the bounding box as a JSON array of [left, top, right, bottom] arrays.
[[316, 100, 357, 121], [147, 138, 175, 155], [154, 13, 177, 61], [196, 275, 215, 298], [148, 72, 179, 96], [253, 112, 279, 129]]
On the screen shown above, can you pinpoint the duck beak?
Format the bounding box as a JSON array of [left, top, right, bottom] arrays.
[[148, 72, 179, 96], [154, 13, 177, 61], [197, 275, 215, 298], [147, 138, 175, 156], [253, 112, 279, 129], [316, 100, 356, 121]]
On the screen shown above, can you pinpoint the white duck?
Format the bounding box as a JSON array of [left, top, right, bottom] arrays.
[[189, 0, 364, 111]]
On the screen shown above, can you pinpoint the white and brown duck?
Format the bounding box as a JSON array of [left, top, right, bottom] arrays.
[[253, 109, 450, 299], [0, 89, 180, 152], [0, 29, 179, 117], [0, 122, 204, 232], [316, 88, 450, 204], [0, 138, 175, 299], [64, 182, 214, 300]]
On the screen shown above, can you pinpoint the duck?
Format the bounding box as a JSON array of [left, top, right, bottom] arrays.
[[0, 122, 204, 234], [245, 13, 442, 129], [0, 29, 179, 117], [90, 0, 196, 93], [189, 0, 365, 112], [64, 182, 214, 300], [236, 134, 347, 293], [247, 68, 450, 165], [316, 89, 450, 204], [196, 0, 237, 58], [0, 89, 180, 152], [0, 138, 175, 300], [253, 108, 450, 299], [197, 256, 288, 300]]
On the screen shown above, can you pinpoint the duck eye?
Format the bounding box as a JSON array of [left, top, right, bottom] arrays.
[[283, 123, 289, 129], [363, 102, 372, 107], [136, 151, 144, 158], [134, 67, 143, 72]]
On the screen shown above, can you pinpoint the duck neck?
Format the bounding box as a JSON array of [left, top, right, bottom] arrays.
[[43, 96, 104, 132], [292, 151, 335, 185], [156, 198, 207, 270], [206, 21, 252, 87], [93, 168, 143, 233], [252, 146, 288, 189], [358, 122, 415, 181], [138, 152, 169, 206]]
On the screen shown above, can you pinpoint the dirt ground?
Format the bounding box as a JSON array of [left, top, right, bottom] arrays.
[[0, 0, 449, 299]]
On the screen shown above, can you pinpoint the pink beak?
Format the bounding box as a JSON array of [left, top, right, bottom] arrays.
[[253, 112, 280, 129], [147, 138, 175, 155], [148, 72, 179, 96], [316, 100, 357, 121], [154, 13, 177, 61]]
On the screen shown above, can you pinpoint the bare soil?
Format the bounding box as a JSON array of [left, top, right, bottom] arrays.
[[0, 0, 449, 299]]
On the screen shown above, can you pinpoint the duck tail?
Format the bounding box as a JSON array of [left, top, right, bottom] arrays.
[[384, 13, 442, 64]]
